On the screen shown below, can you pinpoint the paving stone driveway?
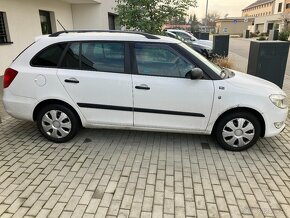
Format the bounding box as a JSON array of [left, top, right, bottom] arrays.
[[0, 77, 290, 218]]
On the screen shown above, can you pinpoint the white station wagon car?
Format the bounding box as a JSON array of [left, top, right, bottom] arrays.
[[3, 30, 288, 151]]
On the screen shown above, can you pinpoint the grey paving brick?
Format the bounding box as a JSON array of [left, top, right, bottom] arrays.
[[95, 207, 108, 218], [207, 203, 219, 218], [216, 197, 228, 212], [48, 202, 66, 218], [64, 196, 80, 211], [43, 194, 61, 210], [71, 204, 87, 218], [129, 202, 142, 218], [11, 207, 29, 218], [100, 193, 113, 207], [26, 200, 46, 216]]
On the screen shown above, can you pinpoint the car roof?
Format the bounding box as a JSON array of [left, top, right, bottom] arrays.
[[37, 32, 181, 44]]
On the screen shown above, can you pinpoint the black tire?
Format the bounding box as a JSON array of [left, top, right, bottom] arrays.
[[37, 104, 79, 143], [201, 50, 209, 59], [214, 111, 261, 151]]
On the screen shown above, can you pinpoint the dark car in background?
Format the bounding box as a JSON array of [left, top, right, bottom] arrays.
[[165, 29, 213, 59]]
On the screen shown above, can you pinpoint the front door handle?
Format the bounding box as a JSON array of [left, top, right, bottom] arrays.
[[135, 84, 150, 90], [65, 78, 79, 84]]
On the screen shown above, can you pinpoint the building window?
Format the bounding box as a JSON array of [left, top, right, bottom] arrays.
[[39, 10, 52, 35], [108, 13, 118, 30], [286, 3, 290, 9], [278, 3, 282, 12], [0, 12, 11, 43]]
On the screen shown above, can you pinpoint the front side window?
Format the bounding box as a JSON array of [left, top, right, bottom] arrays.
[[31, 43, 67, 67], [81, 42, 125, 73], [135, 43, 195, 78]]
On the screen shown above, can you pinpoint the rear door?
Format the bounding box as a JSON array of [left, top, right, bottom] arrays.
[[57, 41, 133, 126]]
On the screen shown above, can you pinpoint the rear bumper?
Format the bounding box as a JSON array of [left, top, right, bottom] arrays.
[[3, 89, 37, 121]]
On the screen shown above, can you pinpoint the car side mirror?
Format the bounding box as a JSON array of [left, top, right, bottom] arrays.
[[186, 68, 204, 80], [191, 37, 196, 41]]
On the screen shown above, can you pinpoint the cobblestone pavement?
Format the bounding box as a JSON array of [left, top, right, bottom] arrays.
[[0, 77, 290, 218]]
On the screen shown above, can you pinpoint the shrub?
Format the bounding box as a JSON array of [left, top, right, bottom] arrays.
[[212, 56, 234, 69], [257, 36, 267, 41], [279, 31, 290, 41], [250, 32, 258, 37], [259, 32, 268, 37]]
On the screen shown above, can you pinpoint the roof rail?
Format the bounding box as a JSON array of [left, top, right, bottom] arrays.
[[49, 30, 160, 39]]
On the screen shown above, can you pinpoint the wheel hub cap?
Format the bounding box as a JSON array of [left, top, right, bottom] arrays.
[[52, 121, 61, 128], [234, 129, 243, 136], [222, 118, 255, 147], [41, 110, 72, 139]]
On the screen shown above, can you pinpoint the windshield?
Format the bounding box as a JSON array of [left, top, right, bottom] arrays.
[[179, 42, 221, 76]]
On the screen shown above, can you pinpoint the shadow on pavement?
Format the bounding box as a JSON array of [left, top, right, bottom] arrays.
[[0, 76, 9, 122]]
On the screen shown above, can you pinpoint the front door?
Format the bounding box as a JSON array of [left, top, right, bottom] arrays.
[[57, 42, 133, 126], [132, 43, 214, 132]]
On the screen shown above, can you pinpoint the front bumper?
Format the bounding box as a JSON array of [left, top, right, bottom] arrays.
[[264, 107, 288, 137]]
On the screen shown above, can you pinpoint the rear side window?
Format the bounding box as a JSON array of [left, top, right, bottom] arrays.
[[61, 43, 81, 69], [81, 42, 125, 73], [31, 43, 67, 67]]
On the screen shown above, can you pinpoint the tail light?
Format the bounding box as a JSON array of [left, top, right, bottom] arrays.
[[3, 68, 18, 88]]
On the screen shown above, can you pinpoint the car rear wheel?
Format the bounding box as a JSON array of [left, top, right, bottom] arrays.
[[215, 112, 261, 151], [37, 104, 79, 143]]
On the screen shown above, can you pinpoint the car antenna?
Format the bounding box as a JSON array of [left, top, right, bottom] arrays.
[[57, 20, 68, 33]]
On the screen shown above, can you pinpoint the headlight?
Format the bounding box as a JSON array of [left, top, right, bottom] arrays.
[[269, 94, 288, 109]]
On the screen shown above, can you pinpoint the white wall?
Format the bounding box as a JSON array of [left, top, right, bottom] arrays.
[[0, 0, 74, 76], [72, 0, 117, 29]]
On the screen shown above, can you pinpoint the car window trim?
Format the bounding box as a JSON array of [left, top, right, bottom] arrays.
[[58, 42, 73, 69]]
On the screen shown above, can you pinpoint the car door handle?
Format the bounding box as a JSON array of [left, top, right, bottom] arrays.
[[65, 78, 79, 84], [135, 84, 150, 90]]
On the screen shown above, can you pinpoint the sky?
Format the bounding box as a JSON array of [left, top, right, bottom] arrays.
[[189, 0, 255, 20]]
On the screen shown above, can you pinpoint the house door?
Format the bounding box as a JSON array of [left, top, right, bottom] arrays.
[[267, 23, 274, 34]]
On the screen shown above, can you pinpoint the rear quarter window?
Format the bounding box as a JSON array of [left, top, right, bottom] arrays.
[[30, 43, 67, 67]]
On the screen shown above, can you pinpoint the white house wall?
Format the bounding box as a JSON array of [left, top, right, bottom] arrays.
[[72, 0, 117, 29], [0, 0, 74, 76]]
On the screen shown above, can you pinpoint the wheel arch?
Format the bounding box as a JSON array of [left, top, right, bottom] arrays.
[[212, 107, 266, 137], [33, 99, 83, 127]]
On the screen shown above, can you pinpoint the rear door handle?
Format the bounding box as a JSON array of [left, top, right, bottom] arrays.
[[65, 78, 79, 84], [135, 84, 150, 90]]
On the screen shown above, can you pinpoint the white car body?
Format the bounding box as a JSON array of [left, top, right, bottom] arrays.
[[2, 31, 288, 150]]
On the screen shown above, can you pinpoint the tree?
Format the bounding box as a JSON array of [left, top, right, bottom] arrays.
[[280, 12, 290, 31], [115, 0, 197, 34], [189, 14, 199, 32], [202, 12, 220, 27]]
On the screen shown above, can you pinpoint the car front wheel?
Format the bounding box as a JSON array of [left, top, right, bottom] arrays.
[[37, 104, 79, 143], [215, 112, 261, 151]]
